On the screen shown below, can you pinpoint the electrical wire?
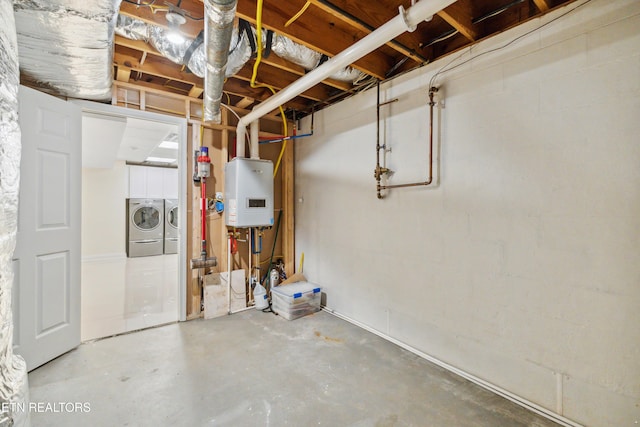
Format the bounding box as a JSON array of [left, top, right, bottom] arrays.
[[122, 0, 204, 21], [429, 0, 593, 89], [285, 1, 312, 27], [250, 0, 289, 178]]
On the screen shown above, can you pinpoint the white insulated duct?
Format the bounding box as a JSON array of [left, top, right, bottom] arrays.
[[203, 0, 237, 124], [236, 0, 458, 158], [13, 0, 121, 101], [0, 1, 29, 426]]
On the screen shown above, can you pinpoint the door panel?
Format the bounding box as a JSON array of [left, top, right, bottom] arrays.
[[13, 86, 81, 371], [39, 149, 70, 228]]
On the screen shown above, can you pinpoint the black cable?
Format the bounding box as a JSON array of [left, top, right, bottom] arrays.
[[260, 210, 283, 316], [429, 0, 593, 89]]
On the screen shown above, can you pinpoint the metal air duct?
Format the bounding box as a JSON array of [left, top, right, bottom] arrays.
[[203, 0, 237, 124]]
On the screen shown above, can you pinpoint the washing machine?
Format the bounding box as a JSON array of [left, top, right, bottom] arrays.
[[127, 198, 164, 257], [164, 199, 178, 254]]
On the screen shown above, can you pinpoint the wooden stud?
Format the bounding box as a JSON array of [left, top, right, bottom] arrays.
[[306, 0, 427, 65], [112, 81, 285, 123], [114, 50, 203, 87], [188, 86, 204, 98], [115, 35, 349, 93], [532, 0, 551, 12], [120, 2, 203, 39], [235, 97, 254, 109], [437, 1, 478, 42], [282, 122, 295, 277], [219, 108, 229, 286], [234, 0, 391, 80], [234, 62, 329, 102], [140, 90, 146, 111], [116, 66, 132, 83]]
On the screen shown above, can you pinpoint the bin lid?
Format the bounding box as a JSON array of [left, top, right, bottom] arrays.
[[272, 281, 321, 299]]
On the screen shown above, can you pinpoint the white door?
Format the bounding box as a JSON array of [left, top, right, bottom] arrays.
[[12, 86, 81, 371]]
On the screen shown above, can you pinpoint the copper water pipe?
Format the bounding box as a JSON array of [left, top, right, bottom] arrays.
[[376, 86, 438, 198]]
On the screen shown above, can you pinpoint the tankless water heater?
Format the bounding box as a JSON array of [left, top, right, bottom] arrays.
[[224, 158, 274, 227]]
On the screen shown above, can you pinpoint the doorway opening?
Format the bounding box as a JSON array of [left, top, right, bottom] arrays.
[[76, 102, 187, 341]]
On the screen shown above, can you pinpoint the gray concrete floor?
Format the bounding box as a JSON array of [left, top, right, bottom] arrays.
[[29, 310, 559, 426]]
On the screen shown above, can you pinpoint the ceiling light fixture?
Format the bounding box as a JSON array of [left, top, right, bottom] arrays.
[[158, 140, 179, 150], [145, 156, 177, 163]]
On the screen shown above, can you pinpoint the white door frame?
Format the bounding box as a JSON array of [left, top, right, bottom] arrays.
[[72, 100, 188, 321]]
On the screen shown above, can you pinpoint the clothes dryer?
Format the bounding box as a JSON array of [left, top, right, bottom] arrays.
[[127, 198, 164, 257], [164, 199, 178, 254]]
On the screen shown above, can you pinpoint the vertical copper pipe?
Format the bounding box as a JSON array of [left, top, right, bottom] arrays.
[[378, 86, 438, 192], [376, 81, 382, 199]]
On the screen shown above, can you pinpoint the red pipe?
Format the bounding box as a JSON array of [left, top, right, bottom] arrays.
[[201, 177, 207, 253]]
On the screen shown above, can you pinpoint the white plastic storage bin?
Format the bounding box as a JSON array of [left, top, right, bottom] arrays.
[[271, 282, 321, 320]]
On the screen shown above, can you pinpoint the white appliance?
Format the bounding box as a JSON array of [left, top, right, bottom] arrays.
[[164, 198, 178, 254], [127, 198, 164, 257], [224, 158, 274, 227]]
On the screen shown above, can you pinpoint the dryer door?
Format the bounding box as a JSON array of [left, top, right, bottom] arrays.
[[130, 203, 163, 240], [168, 206, 178, 229]]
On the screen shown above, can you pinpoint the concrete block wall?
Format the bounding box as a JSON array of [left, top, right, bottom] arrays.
[[294, 1, 640, 425]]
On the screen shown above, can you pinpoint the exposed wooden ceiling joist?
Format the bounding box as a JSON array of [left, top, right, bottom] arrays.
[[120, 2, 203, 39], [112, 0, 583, 116], [114, 49, 202, 87], [437, 1, 478, 42], [532, 0, 551, 12], [305, 0, 428, 65], [234, 0, 393, 80], [234, 62, 329, 102]]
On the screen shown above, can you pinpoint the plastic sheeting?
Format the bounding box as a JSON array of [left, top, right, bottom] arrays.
[[0, 1, 30, 426], [13, 0, 121, 101], [115, 15, 251, 80]]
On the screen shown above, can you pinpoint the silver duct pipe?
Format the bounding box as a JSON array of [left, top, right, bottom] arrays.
[[0, 1, 29, 426], [270, 32, 366, 83], [13, 0, 121, 101], [203, 0, 237, 124], [115, 15, 251, 80]]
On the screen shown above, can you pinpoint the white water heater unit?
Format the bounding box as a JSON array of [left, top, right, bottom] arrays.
[[225, 158, 274, 227]]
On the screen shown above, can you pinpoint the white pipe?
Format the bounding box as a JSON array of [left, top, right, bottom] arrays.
[[248, 228, 252, 304], [227, 234, 232, 314], [235, 0, 457, 150], [323, 307, 583, 427], [250, 120, 260, 159]]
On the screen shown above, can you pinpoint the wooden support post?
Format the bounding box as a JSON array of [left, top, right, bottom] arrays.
[[140, 90, 146, 111], [282, 122, 295, 277], [219, 108, 229, 282], [190, 125, 202, 317]]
